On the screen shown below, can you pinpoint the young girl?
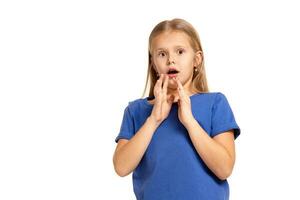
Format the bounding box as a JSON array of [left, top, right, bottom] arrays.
[[113, 18, 241, 200]]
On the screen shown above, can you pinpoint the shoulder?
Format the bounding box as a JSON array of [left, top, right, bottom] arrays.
[[123, 97, 148, 114], [212, 92, 227, 102], [191, 91, 223, 103], [192, 92, 229, 108], [212, 92, 230, 103], [211, 92, 235, 112], [192, 91, 223, 98]]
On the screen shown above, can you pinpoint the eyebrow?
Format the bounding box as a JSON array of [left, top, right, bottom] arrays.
[[155, 45, 187, 51]]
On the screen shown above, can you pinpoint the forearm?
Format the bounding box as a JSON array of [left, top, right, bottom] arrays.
[[184, 119, 234, 180], [113, 116, 160, 177]]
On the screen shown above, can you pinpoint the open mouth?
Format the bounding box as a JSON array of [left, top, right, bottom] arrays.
[[167, 69, 179, 74], [167, 69, 179, 78]]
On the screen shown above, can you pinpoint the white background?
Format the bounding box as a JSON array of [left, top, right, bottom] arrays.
[[1, 0, 300, 199]]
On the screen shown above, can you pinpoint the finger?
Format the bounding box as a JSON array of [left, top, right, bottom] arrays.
[[158, 75, 166, 104], [167, 94, 175, 104], [154, 74, 163, 96], [156, 76, 164, 114], [162, 74, 169, 96], [153, 76, 163, 110], [159, 74, 164, 89], [174, 96, 179, 102], [175, 77, 184, 90], [175, 78, 185, 98]]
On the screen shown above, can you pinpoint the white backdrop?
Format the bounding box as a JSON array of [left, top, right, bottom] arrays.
[[1, 0, 300, 199]]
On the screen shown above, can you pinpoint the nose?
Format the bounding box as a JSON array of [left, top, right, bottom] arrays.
[[167, 55, 175, 65]]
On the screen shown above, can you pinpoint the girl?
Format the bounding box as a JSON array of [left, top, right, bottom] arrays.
[[113, 18, 241, 200]]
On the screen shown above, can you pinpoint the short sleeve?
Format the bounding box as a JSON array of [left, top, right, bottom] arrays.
[[115, 104, 135, 143], [211, 92, 241, 139]]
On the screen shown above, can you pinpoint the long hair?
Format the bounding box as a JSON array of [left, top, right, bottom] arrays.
[[142, 18, 209, 98]]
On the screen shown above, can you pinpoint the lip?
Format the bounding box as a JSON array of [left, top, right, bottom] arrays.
[[167, 73, 178, 78], [168, 66, 179, 72], [167, 67, 180, 78]]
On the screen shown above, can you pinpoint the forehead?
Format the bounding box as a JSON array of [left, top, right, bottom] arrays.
[[151, 31, 192, 50]]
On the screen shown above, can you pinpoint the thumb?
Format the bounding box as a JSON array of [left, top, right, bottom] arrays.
[[167, 95, 175, 104]]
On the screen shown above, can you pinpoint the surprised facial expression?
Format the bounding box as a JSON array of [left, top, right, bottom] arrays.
[[150, 31, 201, 89]]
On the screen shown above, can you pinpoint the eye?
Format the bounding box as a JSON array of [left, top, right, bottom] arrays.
[[158, 51, 166, 57], [178, 49, 185, 54]]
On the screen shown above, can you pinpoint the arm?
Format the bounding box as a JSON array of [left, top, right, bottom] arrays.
[[113, 116, 160, 177], [113, 74, 173, 177], [184, 118, 236, 180]]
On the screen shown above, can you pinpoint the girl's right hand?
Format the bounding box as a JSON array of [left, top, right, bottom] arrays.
[[149, 74, 175, 125]]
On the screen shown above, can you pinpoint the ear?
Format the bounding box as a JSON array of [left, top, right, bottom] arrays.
[[194, 50, 203, 66]]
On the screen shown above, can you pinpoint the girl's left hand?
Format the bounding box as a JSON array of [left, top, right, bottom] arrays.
[[174, 78, 195, 126]]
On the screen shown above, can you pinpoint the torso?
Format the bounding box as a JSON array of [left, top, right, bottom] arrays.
[[132, 92, 232, 200]]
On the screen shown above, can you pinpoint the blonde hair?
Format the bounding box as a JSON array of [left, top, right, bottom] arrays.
[[142, 18, 209, 98]]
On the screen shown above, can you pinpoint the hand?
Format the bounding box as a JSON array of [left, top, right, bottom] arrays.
[[175, 77, 195, 126], [149, 74, 175, 125]]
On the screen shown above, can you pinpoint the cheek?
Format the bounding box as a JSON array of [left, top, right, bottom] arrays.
[[156, 58, 166, 66], [154, 62, 168, 72], [152, 60, 161, 71], [181, 67, 194, 75]]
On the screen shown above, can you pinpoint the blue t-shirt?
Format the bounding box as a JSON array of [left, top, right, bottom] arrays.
[[115, 92, 241, 200]]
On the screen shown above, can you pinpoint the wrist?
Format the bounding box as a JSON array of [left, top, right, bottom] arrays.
[[183, 117, 198, 130], [147, 116, 161, 128]]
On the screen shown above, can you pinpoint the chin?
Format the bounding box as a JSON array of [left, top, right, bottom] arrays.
[[168, 78, 177, 84], [168, 85, 177, 90]]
